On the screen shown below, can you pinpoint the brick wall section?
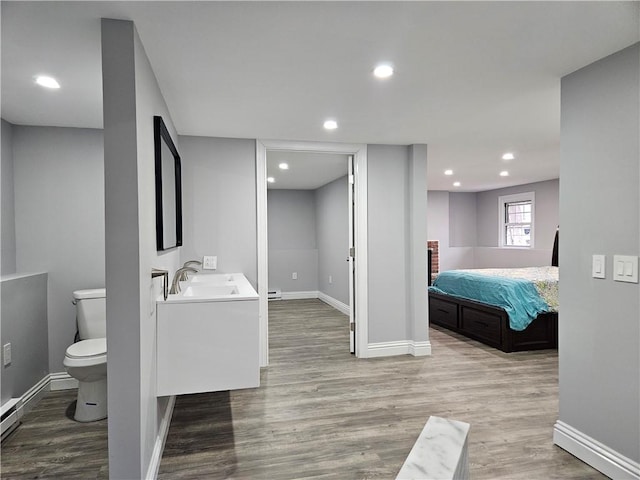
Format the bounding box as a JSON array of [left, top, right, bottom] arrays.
[[427, 240, 439, 279]]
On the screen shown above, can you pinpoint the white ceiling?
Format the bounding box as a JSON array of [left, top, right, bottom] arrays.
[[267, 151, 348, 190], [2, 1, 638, 192]]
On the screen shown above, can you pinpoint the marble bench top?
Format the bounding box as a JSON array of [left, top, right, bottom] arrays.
[[396, 415, 471, 480]]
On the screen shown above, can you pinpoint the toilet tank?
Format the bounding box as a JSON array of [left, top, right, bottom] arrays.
[[73, 288, 106, 340]]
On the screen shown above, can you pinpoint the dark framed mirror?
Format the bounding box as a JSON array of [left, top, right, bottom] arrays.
[[154, 115, 183, 251]]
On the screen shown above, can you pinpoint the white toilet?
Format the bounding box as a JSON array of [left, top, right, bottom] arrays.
[[63, 288, 107, 422]]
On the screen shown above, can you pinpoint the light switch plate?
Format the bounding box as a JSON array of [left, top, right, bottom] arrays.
[[613, 255, 638, 283], [202, 256, 217, 270], [592, 254, 606, 279], [3, 343, 11, 366]]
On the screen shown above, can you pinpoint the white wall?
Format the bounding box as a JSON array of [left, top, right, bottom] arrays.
[[316, 175, 349, 305], [179, 135, 257, 286], [102, 19, 180, 479], [267, 189, 318, 293], [1, 119, 16, 275], [556, 43, 639, 474], [12, 126, 105, 372]]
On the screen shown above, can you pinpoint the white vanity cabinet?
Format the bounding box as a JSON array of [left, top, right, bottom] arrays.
[[156, 274, 259, 397]]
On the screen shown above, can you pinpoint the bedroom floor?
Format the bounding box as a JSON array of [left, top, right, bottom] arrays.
[[1, 299, 606, 479]]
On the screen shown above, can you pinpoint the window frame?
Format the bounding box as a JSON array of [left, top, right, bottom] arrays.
[[498, 191, 535, 248]]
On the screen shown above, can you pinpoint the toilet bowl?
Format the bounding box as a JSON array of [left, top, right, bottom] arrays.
[[64, 338, 107, 422], [64, 288, 108, 423]]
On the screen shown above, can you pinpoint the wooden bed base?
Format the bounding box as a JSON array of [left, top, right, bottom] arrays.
[[429, 291, 558, 352]]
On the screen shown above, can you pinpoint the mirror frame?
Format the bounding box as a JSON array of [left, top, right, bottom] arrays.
[[154, 115, 183, 251]]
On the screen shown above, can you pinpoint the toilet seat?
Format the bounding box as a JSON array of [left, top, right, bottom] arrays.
[[64, 338, 107, 367]]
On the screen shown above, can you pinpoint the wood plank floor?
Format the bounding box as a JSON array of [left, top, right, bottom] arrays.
[[1, 299, 606, 479]]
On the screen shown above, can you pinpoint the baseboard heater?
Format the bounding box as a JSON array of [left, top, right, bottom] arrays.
[[268, 288, 282, 300]]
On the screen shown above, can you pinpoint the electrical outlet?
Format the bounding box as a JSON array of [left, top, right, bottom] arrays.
[[329, 275, 333, 284], [3, 343, 11, 366], [203, 256, 217, 270], [292, 272, 298, 280]]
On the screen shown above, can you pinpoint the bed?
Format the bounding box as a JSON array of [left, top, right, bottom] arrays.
[[429, 266, 558, 352], [428, 226, 560, 352]]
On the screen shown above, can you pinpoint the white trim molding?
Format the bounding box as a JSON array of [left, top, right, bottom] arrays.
[[554, 420, 640, 480], [49, 371, 79, 391], [318, 292, 350, 316], [367, 340, 432, 358], [145, 395, 176, 480], [2, 374, 62, 438], [281, 290, 319, 300]]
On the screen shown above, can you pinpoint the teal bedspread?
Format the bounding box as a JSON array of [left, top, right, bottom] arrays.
[[430, 267, 557, 331]]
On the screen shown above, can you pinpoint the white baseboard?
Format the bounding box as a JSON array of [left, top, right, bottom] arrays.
[[554, 420, 640, 480], [317, 292, 350, 316], [146, 395, 176, 480], [1, 374, 50, 437], [281, 290, 319, 300], [367, 340, 433, 358], [49, 371, 79, 391], [409, 340, 432, 356]]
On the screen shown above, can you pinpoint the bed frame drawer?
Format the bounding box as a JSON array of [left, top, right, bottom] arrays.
[[460, 307, 502, 347], [429, 297, 459, 329]]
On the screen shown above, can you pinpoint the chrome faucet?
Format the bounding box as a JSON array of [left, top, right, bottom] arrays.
[[170, 266, 198, 295], [183, 260, 202, 269]]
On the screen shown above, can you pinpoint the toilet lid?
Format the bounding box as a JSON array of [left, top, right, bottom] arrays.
[[66, 338, 106, 358]]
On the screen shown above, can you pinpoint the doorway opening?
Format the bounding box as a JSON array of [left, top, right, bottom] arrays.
[[256, 140, 368, 366]]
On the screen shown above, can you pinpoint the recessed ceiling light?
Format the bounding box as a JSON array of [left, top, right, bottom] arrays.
[[373, 64, 394, 79], [444, 169, 453, 176], [35, 75, 60, 89], [267, 177, 275, 183], [499, 171, 509, 177], [278, 163, 289, 170], [453, 181, 461, 187], [502, 152, 515, 160], [324, 120, 338, 130]]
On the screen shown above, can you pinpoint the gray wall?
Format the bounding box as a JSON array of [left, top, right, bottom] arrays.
[[316, 175, 349, 305], [267, 189, 318, 293], [1, 273, 48, 405], [475, 179, 559, 267], [368, 144, 428, 345], [449, 192, 477, 247], [102, 19, 180, 479], [427, 191, 475, 271], [12, 126, 105, 372], [558, 43, 639, 464], [427, 178, 559, 271], [2, 119, 16, 275], [179, 135, 257, 286]]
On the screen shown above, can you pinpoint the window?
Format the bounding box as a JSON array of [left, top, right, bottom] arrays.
[[498, 192, 534, 247]]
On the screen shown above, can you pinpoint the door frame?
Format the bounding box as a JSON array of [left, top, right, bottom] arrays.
[[256, 139, 369, 366]]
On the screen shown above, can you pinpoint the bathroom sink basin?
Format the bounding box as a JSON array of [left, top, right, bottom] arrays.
[[182, 285, 238, 297], [189, 274, 235, 284]]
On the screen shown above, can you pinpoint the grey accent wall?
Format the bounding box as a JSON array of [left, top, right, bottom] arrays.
[[102, 19, 180, 479], [316, 175, 349, 305], [475, 179, 559, 267], [267, 190, 318, 293], [368, 144, 428, 345], [2, 119, 16, 275], [12, 126, 105, 372], [558, 43, 639, 465], [1, 273, 48, 405], [449, 192, 477, 247], [179, 135, 257, 286]]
